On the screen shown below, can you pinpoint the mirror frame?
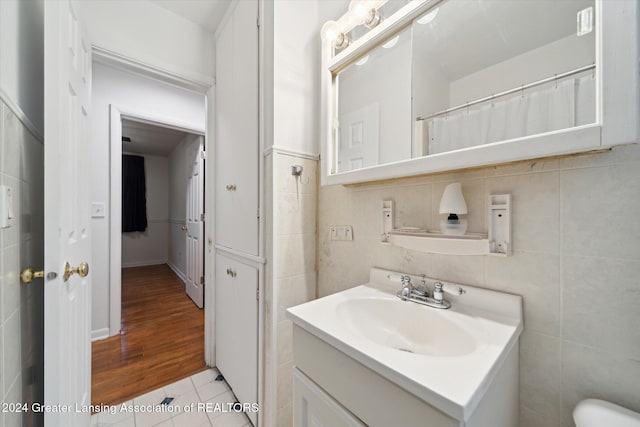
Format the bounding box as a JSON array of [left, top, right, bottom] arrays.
[[321, 0, 640, 186]]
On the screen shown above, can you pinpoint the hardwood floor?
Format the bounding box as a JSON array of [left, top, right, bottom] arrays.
[[91, 264, 206, 406]]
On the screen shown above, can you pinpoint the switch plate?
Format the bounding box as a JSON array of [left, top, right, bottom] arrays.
[[330, 225, 353, 241], [92, 202, 106, 218], [0, 185, 13, 229]]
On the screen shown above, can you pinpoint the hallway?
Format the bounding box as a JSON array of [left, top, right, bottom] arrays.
[[92, 265, 206, 406]]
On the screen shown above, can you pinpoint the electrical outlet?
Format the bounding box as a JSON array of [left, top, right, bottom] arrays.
[[330, 225, 353, 241]]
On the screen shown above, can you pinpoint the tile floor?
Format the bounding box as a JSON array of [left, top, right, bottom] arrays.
[[90, 369, 252, 427]]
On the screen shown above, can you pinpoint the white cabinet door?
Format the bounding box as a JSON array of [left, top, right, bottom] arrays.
[[215, 0, 259, 256], [215, 253, 258, 425], [294, 369, 366, 427]]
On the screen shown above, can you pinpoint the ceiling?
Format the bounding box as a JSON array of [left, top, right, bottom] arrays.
[[149, 0, 232, 33], [122, 119, 192, 156]]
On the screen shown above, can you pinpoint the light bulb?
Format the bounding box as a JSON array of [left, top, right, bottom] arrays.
[[382, 35, 399, 49], [349, 0, 374, 24], [417, 7, 439, 25], [321, 20, 340, 43], [355, 55, 369, 66]]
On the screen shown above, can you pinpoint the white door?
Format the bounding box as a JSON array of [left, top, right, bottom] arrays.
[[44, 1, 92, 426], [338, 104, 379, 172], [186, 139, 204, 308], [215, 254, 258, 426]]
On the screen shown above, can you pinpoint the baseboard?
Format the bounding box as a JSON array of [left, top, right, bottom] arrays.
[[168, 261, 187, 284], [91, 328, 109, 341], [121, 259, 168, 268]]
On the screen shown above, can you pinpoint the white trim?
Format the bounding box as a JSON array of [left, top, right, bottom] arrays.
[[327, 125, 600, 185], [92, 45, 214, 94], [214, 245, 266, 266], [0, 88, 44, 143], [168, 261, 187, 284], [264, 145, 320, 161], [122, 259, 168, 268], [91, 328, 110, 342], [118, 107, 206, 136], [109, 104, 206, 337]]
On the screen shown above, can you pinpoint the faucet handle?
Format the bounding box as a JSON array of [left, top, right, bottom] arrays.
[[433, 282, 466, 304]]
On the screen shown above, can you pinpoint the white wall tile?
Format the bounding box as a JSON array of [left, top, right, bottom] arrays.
[[276, 154, 317, 195], [520, 405, 560, 427], [486, 251, 561, 336], [487, 172, 560, 253], [519, 330, 562, 422], [561, 342, 640, 427], [561, 143, 640, 170], [562, 256, 640, 360], [276, 273, 315, 322], [430, 253, 486, 287], [2, 245, 22, 322], [562, 164, 640, 259], [275, 233, 316, 279], [2, 103, 23, 180], [275, 192, 316, 237], [2, 311, 21, 397], [3, 373, 21, 427]]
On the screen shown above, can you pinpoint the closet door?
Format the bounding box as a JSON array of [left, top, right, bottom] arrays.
[[215, 0, 259, 256], [215, 253, 258, 425]]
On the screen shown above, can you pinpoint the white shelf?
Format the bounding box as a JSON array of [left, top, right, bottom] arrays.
[[389, 231, 497, 256], [388, 194, 512, 256]]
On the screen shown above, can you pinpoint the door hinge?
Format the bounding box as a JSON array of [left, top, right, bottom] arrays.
[[256, 287, 259, 301], [201, 150, 207, 160], [201, 212, 206, 222], [200, 276, 204, 285]]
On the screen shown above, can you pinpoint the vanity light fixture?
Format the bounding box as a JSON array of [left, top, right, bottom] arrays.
[[355, 55, 370, 66], [439, 182, 468, 235], [349, 0, 384, 29], [417, 7, 439, 25], [321, 20, 351, 49], [382, 35, 399, 49]]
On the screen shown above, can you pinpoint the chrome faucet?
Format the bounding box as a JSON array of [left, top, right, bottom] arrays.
[[394, 274, 466, 309]]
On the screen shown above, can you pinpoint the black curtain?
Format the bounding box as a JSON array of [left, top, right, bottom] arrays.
[[122, 155, 148, 232]]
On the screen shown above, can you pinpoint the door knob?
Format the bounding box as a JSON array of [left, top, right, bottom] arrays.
[[181, 226, 188, 231], [20, 268, 45, 284], [63, 261, 89, 282]]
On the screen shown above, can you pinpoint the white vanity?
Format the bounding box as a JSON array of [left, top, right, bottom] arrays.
[[287, 268, 523, 427]]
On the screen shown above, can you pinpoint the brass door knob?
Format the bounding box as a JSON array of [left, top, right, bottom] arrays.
[[63, 262, 89, 282], [181, 226, 188, 231], [20, 268, 45, 284]]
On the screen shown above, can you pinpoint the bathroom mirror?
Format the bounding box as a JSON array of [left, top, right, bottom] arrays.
[[412, 0, 596, 157], [322, 0, 639, 185], [335, 26, 412, 173]]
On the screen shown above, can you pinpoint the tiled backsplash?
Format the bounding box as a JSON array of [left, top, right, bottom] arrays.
[[0, 100, 45, 427], [317, 143, 640, 427]]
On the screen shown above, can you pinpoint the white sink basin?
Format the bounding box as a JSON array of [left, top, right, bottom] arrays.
[[287, 268, 523, 421], [574, 399, 640, 427], [336, 297, 485, 357]]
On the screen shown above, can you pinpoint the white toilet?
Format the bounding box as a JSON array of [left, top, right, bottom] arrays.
[[574, 399, 640, 427]]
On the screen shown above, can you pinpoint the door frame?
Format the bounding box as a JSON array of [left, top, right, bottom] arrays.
[[109, 104, 205, 336]]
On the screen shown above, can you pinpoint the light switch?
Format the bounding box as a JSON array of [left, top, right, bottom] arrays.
[[0, 185, 13, 229], [329, 225, 353, 241], [92, 202, 106, 218]]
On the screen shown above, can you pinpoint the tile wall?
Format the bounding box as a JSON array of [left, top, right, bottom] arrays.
[[317, 143, 640, 427], [264, 152, 317, 427], [0, 99, 45, 427]]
